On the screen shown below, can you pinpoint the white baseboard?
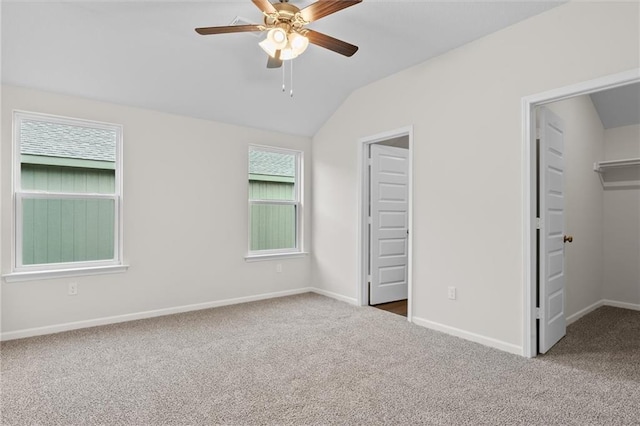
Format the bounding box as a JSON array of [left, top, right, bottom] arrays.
[[5, 289, 634, 345], [603, 299, 640, 311], [566, 299, 640, 326], [566, 300, 605, 325], [309, 288, 359, 305], [0, 287, 315, 341], [411, 316, 522, 356]]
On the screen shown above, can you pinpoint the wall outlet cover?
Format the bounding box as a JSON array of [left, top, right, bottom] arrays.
[[447, 286, 456, 300]]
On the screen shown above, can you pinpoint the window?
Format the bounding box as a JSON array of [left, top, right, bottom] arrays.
[[248, 146, 302, 256], [11, 111, 124, 277]]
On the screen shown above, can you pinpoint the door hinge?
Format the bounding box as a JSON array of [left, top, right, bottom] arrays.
[[535, 307, 542, 319], [368, 216, 372, 224], [536, 217, 542, 229], [367, 275, 372, 282]]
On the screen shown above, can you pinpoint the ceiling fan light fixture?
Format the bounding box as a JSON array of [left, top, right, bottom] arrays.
[[279, 47, 298, 61], [260, 31, 307, 61], [289, 32, 309, 56], [267, 28, 287, 49], [259, 38, 277, 57], [259, 41, 298, 61]]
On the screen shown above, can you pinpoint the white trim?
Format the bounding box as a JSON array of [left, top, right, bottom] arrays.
[[17, 191, 118, 200], [566, 300, 604, 325], [0, 287, 315, 341], [12, 109, 124, 130], [357, 126, 414, 321], [2, 264, 129, 283], [412, 316, 522, 356], [603, 299, 640, 312], [244, 252, 308, 262], [521, 69, 640, 358], [310, 287, 359, 305]]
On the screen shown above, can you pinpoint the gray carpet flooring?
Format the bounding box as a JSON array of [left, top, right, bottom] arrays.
[[1, 293, 639, 425], [539, 305, 640, 381]]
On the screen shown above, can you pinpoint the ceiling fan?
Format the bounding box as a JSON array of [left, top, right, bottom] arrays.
[[195, 0, 362, 69]]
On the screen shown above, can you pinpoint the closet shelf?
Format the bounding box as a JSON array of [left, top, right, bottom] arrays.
[[593, 157, 640, 188], [593, 158, 640, 172]]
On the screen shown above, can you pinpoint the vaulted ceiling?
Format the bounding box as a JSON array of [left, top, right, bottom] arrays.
[[2, 1, 564, 136]]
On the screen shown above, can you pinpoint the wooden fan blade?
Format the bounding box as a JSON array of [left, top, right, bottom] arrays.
[[300, 0, 362, 23], [306, 29, 358, 57], [267, 50, 283, 68], [252, 0, 277, 15], [195, 24, 262, 35]]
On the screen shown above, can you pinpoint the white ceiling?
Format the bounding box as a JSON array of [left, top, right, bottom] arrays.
[[590, 83, 640, 129], [2, 0, 563, 137]]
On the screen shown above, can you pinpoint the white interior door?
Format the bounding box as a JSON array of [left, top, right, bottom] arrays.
[[538, 107, 567, 353], [369, 144, 409, 305]]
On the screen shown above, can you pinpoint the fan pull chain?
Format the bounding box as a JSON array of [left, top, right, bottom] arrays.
[[279, 61, 295, 98], [282, 62, 286, 93], [290, 59, 294, 98]]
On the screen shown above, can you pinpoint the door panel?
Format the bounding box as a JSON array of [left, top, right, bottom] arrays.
[[379, 183, 406, 201], [538, 107, 567, 354], [379, 211, 406, 228], [379, 265, 407, 285], [370, 144, 409, 305], [379, 239, 406, 257]]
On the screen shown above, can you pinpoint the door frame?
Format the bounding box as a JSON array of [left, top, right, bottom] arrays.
[[521, 68, 640, 358], [357, 126, 414, 321]]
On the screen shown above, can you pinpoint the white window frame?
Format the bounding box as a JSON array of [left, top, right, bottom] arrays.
[[6, 111, 125, 281], [247, 145, 303, 259]]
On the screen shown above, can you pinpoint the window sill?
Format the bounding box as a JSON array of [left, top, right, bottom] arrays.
[[2, 264, 129, 283], [244, 252, 308, 262]]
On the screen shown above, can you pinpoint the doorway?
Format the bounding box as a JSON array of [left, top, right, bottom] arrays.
[[523, 69, 640, 357], [358, 126, 413, 321]]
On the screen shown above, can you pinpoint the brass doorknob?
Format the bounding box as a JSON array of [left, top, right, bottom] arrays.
[[564, 235, 573, 243]]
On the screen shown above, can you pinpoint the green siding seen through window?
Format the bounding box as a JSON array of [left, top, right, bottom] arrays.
[[21, 164, 115, 193], [249, 180, 294, 201], [20, 164, 116, 265], [22, 198, 115, 265], [250, 204, 296, 251], [248, 147, 300, 254]]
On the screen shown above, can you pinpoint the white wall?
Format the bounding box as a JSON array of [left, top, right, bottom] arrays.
[[1, 85, 312, 335], [603, 124, 640, 306], [311, 1, 639, 351], [546, 96, 605, 319]]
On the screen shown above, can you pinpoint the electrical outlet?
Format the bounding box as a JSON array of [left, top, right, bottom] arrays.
[[447, 286, 456, 300], [68, 282, 78, 296], [276, 263, 282, 273]]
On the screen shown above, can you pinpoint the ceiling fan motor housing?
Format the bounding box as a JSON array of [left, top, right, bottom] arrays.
[[266, 2, 308, 32]]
